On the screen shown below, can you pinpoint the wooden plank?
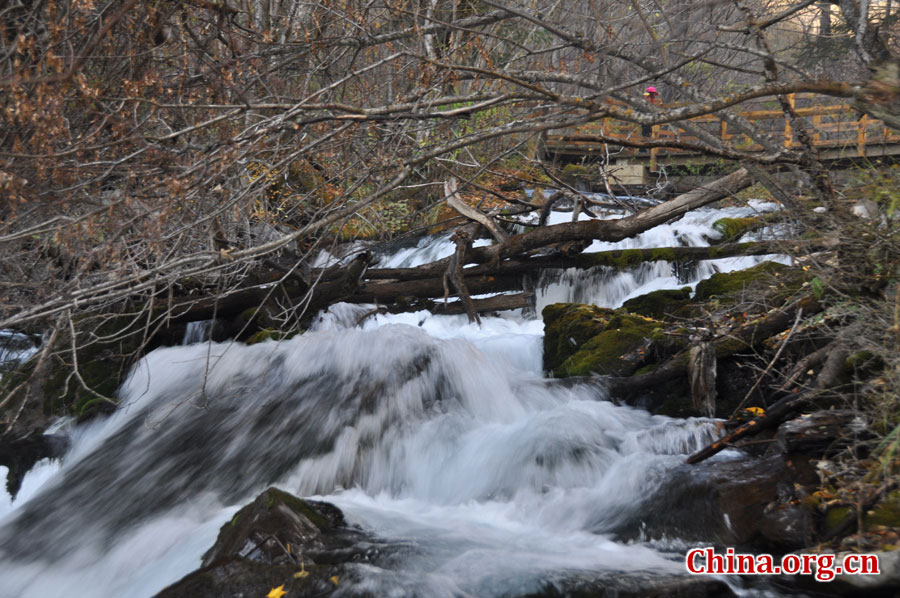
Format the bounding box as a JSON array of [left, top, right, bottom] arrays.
[[859, 114, 868, 157], [784, 93, 795, 148]]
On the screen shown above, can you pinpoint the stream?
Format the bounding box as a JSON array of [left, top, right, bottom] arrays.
[[0, 199, 790, 597]]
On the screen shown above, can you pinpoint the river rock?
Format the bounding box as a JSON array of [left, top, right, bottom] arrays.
[[542, 303, 684, 377], [778, 549, 900, 596], [620, 454, 816, 551], [621, 287, 693, 320], [775, 410, 869, 456], [693, 260, 808, 305], [0, 428, 68, 498], [524, 572, 735, 598], [156, 487, 383, 598]]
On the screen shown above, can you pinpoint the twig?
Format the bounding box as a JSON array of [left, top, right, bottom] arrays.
[[732, 307, 803, 415]]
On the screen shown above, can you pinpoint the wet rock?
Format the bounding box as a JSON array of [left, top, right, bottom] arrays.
[[0, 428, 68, 498], [157, 487, 385, 598], [1, 315, 143, 428], [778, 549, 900, 596], [693, 260, 807, 304], [524, 572, 735, 598], [622, 287, 693, 320], [542, 303, 684, 377], [776, 410, 870, 457], [622, 455, 815, 550], [758, 504, 815, 551]]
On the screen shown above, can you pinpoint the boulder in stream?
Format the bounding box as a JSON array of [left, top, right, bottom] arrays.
[[542, 303, 685, 377], [620, 454, 818, 552], [156, 487, 383, 598]]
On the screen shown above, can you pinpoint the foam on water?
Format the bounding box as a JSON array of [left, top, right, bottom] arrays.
[[0, 325, 721, 597], [536, 200, 789, 311]]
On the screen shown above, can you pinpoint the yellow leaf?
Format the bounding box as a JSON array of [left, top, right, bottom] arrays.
[[330, 576, 339, 585], [744, 407, 765, 415], [294, 570, 309, 579], [267, 585, 287, 598]]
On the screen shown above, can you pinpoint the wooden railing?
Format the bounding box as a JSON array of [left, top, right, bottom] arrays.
[[545, 94, 900, 167]]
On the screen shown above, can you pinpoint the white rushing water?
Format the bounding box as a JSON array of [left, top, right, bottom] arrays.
[[535, 199, 789, 313], [0, 201, 781, 597]]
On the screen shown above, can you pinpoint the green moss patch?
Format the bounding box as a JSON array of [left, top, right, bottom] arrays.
[[542, 303, 685, 378], [694, 261, 806, 303], [245, 329, 292, 345], [622, 287, 692, 319], [711, 217, 761, 243], [867, 490, 900, 529]]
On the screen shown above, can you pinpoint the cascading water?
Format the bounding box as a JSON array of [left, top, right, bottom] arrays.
[[0, 200, 782, 597], [535, 199, 789, 312]]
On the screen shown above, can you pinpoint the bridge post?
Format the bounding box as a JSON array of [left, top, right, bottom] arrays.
[[650, 124, 659, 171], [784, 93, 795, 148], [858, 114, 868, 157]]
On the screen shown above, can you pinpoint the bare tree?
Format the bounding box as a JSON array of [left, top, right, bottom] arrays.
[[1, 0, 898, 424]]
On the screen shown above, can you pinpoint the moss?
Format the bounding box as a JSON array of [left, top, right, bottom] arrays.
[[844, 350, 885, 378], [653, 392, 696, 418], [543, 303, 689, 378], [694, 261, 798, 302], [245, 329, 289, 345], [615, 249, 645, 269], [622, 287, 692, 319], [556, 326, 651, 377], [541, 304, 618, 372], [634, 363, 659, 375], [266, 488, 330, 529], [711, 217, 760, 243], [648, 247, 677, 262], [560, 164, 593, 181], [823, 505, 854, 537], [867, 490, 900, 529]]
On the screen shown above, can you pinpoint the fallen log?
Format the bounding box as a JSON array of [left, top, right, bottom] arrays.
[[363, 239, 833, 282], [606, 295, 823, 400], [384, 292, 534, 316]]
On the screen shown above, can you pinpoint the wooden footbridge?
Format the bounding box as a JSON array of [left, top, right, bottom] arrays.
[[544, 94, 900, 184]]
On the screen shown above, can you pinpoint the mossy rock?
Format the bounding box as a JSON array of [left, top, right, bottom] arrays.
[[245, 329, 292, 345], [622, 287, 693, 319], [867, 490, 900, 529], [542, 303, 617, 372], [542, 303, 685, 377], [158, 487, 371, 598], [823, 505, 855, 537], [711, 217, 761, 243], [2, 313, 146, 426], [694, 261, 807, 303], [202, 487, 340, 566], [556, 324, 653, 377]]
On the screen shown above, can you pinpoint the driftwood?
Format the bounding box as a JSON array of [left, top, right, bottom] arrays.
[[689, 342, 717, 417], [445, 229, 481, 325]]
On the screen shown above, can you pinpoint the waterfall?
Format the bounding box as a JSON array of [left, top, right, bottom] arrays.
[[0, 200, 780, 597], [535, 199, 788, 311], [181, 320, 213, 345]]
